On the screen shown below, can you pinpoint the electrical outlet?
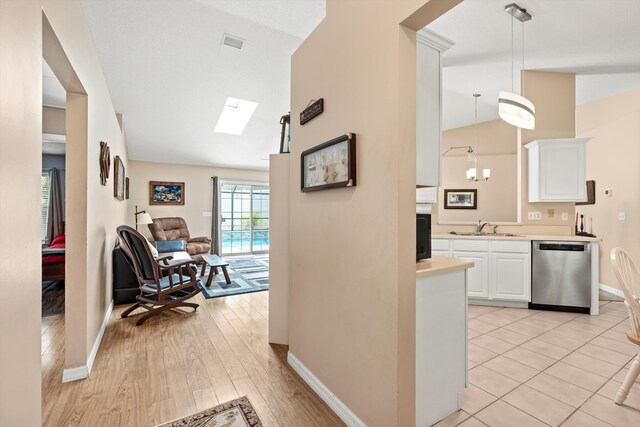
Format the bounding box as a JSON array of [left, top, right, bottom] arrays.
[[547, 209, 555, 218], [618, 212, 626, 221], [561, 212, 568, 221]]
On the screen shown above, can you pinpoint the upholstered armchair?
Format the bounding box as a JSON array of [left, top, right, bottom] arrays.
[[148, 217, 211, 262]]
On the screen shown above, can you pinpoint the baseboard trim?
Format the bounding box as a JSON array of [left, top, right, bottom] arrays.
[[62, 301, 113, 383], [287, 352, 366, 427], [600, 283, 624, 299], [62, 365, 89, 383]]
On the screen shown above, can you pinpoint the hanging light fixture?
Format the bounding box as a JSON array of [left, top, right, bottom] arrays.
[[442, 94, 490, 182], [467, 94, 490, 182], [499, 3, 535, 130]]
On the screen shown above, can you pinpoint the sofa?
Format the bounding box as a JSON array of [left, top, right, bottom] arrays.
[[148, 217, 211, 262]]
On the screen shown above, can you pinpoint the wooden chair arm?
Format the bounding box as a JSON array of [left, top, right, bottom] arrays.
[[155, 255, 174, 265]]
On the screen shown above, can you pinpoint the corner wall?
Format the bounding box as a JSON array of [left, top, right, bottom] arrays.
[[0, 1, 43, 424], [288, 1, 458, 425], [576, 88, 640, 290], [42, 0, 130, 372]]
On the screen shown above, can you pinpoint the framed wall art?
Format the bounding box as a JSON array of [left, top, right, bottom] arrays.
[[301, 133, 356, 192], [113, 155, 125, 201], [99, 141, 110, 186], [444, 189, 477, 209], [125, 177, 130, 200], [149, 181, 185, 205], [279, 113, 290, 154]]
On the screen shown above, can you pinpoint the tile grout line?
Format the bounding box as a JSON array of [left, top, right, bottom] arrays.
[[464, 302, 640, 426]]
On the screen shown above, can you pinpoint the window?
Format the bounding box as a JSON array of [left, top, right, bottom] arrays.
[[220, 183, 269, 254], [41, 170, 51, 244]]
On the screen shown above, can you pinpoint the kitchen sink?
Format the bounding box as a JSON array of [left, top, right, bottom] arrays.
[[449, 231, 523, 237]]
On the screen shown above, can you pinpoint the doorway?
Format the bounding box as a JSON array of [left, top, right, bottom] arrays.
[[220, 183, 270, 255]]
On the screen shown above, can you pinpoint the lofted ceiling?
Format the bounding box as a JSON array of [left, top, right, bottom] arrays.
[[427, 0, 640, 130], [80, 0, 324, 170], [42, 1, 640, 169]]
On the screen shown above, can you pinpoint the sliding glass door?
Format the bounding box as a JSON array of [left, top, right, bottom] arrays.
[[220, 183, 269, 255]]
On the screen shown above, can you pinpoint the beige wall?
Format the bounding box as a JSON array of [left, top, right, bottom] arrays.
[[128, 160, 268, 241], [288, 1, 458, 426], [577, 88, 640, 290], [42, 0, 130, 370], [438, 119, 518, 223], [0, 1, 43, 424], [43, 105, 66, 135], [520, 71, 577, 226]]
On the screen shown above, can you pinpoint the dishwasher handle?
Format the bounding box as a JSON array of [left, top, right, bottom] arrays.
[[536, 242, 589, 252]]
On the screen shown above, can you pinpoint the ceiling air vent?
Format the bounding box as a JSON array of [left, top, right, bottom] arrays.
[[222, 33, 245, 50]]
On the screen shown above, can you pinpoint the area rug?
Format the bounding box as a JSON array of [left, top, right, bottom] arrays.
[[156, 396, 262, 427], [42, 280, 65, 317], [199, 255, 269, 299]]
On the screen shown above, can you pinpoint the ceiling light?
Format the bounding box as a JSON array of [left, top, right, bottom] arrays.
[[214, 97, 258, 135], [499, 3, 535, 130]]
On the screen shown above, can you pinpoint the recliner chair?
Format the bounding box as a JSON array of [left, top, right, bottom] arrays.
[[148, 217, 211, 262]]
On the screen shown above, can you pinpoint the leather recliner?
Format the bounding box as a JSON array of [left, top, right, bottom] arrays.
[[148, 217, 211, 262]]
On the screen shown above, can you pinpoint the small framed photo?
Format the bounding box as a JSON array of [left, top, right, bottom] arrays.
[[301, 133, 356, 192], [444, 189, 477, 209], [149, 181, 185, 205]]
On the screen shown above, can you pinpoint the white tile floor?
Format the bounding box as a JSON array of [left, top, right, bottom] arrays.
[[436, 301, 640, 427]]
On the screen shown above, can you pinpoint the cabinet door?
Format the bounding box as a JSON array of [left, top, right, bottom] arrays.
[[416, 41, 441, 186], [491, 253, 531, 301], [453, 251, 489, 298], [540, 144, 586, 201]]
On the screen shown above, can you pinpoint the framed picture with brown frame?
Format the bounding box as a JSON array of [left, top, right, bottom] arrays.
[[301, 133, 356, 192], [444, 189, 477, 209], [113, 155, 125, 201], [149, 181, 185, 205]]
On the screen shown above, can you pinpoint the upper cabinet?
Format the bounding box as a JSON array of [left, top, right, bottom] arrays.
[[416, 29, 454, 187], [525, 138, 591, 202]]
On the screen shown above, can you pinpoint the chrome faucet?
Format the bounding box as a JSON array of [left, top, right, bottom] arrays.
[[476, 220, 490, 233]]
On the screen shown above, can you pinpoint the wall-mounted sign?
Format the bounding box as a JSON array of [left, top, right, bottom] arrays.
[[300, 98, 324, 125]]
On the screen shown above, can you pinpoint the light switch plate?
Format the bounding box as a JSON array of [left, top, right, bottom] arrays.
[[561, 212, 568, 221], [618, 212, 626, 221], [604, 188, 613, 197], [202, 212, 212, 217], [528, 212, 541, 220]]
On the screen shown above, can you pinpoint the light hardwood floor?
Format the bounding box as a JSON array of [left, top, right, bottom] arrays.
[[41, 291, 345, 427]]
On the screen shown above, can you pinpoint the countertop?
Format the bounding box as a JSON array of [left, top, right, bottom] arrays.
[[433, 233, 601, 243], [416, 256, 474, 278]]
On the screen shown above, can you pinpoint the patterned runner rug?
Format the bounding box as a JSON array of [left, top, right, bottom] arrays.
[[199, 254, 269, 299], [156, 396, 262, 427]]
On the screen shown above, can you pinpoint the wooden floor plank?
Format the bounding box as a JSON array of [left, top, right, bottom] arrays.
[[42, 291, 344, 426]]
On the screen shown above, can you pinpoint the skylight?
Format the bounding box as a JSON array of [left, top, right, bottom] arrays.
[[214, 97, 258, 135]]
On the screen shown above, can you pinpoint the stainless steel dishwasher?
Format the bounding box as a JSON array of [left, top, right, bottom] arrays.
[[530, 241, 591, 313]]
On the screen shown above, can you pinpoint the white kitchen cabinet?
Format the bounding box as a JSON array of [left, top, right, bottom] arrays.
[[525, 138, 590, 202], [416, 29, 453, 187], [417, 187, 437, 204], [454, 251, 490, 298], [491, 252, 531, 301], [433, 238, 531, 303]]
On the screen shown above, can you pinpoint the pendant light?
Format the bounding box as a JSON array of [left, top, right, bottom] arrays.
[[467, 94, 490, 182], [499, 3, 535, 130]]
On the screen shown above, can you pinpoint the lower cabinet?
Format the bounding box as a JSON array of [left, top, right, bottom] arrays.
[[453, 251, 489, 298], [491, 252, 531, 301], [433, 239, 531, 302]]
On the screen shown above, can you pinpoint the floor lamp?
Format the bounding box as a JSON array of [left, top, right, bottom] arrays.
[[135, 205, 153, 231]]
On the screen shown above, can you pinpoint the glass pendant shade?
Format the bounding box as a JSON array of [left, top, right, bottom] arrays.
[[499, 91, 536, 130]]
